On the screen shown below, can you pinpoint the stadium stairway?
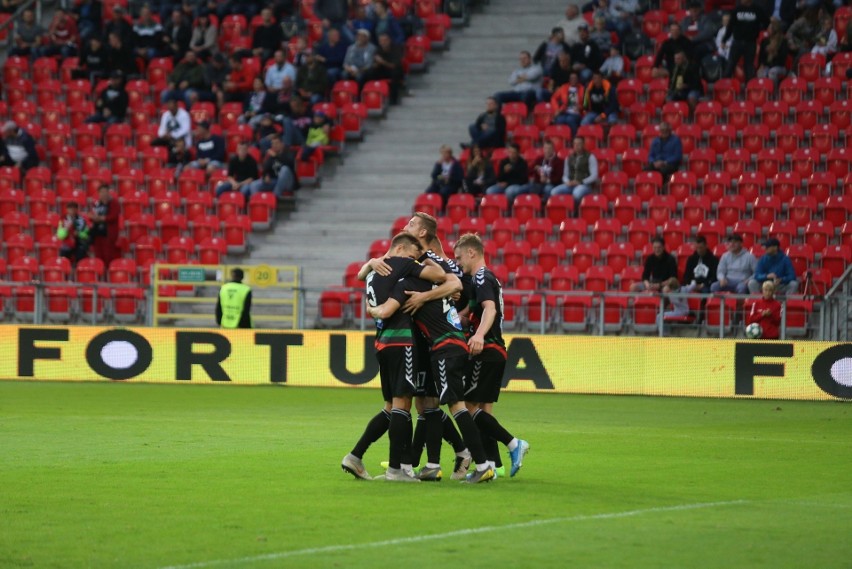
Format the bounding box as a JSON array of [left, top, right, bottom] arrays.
[[247, 0, 567, 327]]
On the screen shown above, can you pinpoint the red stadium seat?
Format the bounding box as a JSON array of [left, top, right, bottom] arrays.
[[694, 101, 723, 130], [613, 194, 641, 225], [760, 101, 789, 130], [536, 242, 566, 274], [786, 244, 815, 276], [803, 220, 834, 252], [767, 220, 797, 250], [824, 195, 852, 227], [686, 148, 716, 179], [736, 172, 766, 202], [559, 218, 586, 249], [821, 244, 852, 279], [682, 195, 710, 226], [621, 148, 647, 178]]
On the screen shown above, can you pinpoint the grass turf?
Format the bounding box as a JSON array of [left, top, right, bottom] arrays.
[[0, 381, 850, 569]]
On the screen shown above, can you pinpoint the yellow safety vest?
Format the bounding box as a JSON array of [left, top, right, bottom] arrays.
[[219, 282, 251, 329]]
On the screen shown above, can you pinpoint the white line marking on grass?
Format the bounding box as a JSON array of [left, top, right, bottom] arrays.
[[158, 500, 747, 569]]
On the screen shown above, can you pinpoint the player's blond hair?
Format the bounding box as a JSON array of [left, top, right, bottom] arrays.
[[412, 211, 438, 243], [454, 233, 484, 256]]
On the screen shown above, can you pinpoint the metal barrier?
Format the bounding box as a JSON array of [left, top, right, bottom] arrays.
[[0, 281, 149, 325], [151, 263, 301, 329], [819, 264, 852, 341]]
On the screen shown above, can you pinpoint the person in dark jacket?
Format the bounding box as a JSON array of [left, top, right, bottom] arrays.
[[467, 97, 507, 149], [162, 8, 192, 60], [425, 145, 464, 206], [667, 50, 703, 105], [87, 70, 129, 124], [646, 121, 683, 177], [653, 23, 694, 76], [485, 143, 529, 201], [0, 121, 39, 172], [682, 236, 719, 294], [631, 237, 679, 292], [252, 7, 284, 63], [723, 0, 768, 81], [534, 27, 570, 75], [188, 120, 226, 174], [464, 143, 496, 196]]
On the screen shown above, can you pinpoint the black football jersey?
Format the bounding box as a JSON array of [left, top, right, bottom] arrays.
[[366, 256, 423, 350], [469, 266, 507, 361], [391, 277, 469, 357]]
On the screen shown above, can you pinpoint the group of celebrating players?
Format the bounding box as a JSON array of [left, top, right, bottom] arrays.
[[341, 212, 530, 483]]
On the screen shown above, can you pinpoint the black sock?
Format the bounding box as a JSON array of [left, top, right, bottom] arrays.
[[401, 410, 413, 466], [351, 409, 391, 459], [424, 408, 443, 464], [473, 409, 513, 446], [452, 409, 487, 465], [484, 435, 501, 467], [441, 410, 466, 453], [389, 408, 411, 470], [410, 414, 426, 467]]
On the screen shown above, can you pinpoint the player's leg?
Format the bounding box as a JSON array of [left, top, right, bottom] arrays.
[[385, 346, 419, 482]]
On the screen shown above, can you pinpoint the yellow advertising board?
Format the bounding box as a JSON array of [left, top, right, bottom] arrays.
[[1, 326, 850, 401]]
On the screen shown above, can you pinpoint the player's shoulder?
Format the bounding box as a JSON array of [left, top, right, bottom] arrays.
[[474, 266, 498, 286]]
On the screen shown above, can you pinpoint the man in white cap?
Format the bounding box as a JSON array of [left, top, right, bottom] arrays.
[[342, 28, 376, 83]]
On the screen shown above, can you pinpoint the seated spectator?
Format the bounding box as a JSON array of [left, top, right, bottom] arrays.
[[682, 235, 718, 294], [133, 5, 165, 60], [349, 4, 376, 42], [467, 97, 506, 150], [533, 27, 570, 76], [555, 4, 586, 46], [167, 137, 192, 174], [748, 237, 799, 295], [362, 33, 404, 104], [660, 277, 690, 321], [224, 54, 254, 103], [745, 281, 782, 339], [87, 70, 129, 125], [188, 12, 218, 59], [0, 121, 39, 172], [161, 51, 207, 106], [714, 13, 732, 62], [524, 139, 564, 198], [464, 143, 496, 197], [39, 8, 79, 58], [216, 141, 259, 197], [547, 51, 574, 95], [667, 50, 702, 106], [630, 237, 679, 292], [681, 1, 720, 61], [425, 145, 464, 206], [247, 137, 300, 197], [316, 0, 356, 43], [77, 35, 110, 82], [57, 202, 90, 264], [154, 96, 193, 147], [569, 25, 602, 83], [582, 71, 618, 126], [485, 143, 529, 201], [284, 94, 313, 141], [89, 185, 120, 267], [590, 17, 613, 54], [300, 111, 331, 161], [653, 24, 694, 78], [188, 121, 226, 174], [787, 6, 821, 57], [599, 45, 625, 82], [253, 7, 283, 63], [265, 49, 298, 96], [493, 50, 543, 109], [710, 234, 756, 294], [9, 8, 46, 58], [243, 78, 279, 128], [315, 27, 350, 84], [811, 10, 838, 58], [549, 136, 599, 208], [606, 0, 637, 38], [296, 49, 330, 104], [371, 0, 405, 45], [758, 19, 790, 84], [162, 8, 192, 60], [342, 29, 377, 83], [551, 72, 584, 136], [201, 53, 230, 107], [105, 5, 133, 48], [106, 31, 137, 78], [645, 121, 682, 177]]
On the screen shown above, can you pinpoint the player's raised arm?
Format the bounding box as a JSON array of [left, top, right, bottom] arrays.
[[403, 273, 461, 314], [367, 297, 402, 320], [357, 255, 392, 281]]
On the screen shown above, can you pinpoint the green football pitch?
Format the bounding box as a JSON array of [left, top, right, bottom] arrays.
[[1, 381, 850, 569]]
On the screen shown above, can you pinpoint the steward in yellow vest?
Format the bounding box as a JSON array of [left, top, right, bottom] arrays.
[[216, 268, 253, 328]]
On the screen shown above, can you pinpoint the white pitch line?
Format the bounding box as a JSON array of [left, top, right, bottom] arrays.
[[157, 500, 747, 569]]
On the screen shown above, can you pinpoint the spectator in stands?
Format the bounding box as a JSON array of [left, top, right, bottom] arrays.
[[757, 19, 790, 82], [606, 0, 637, 38], [363, 33, 404, 104], [548, 136, 598, 208], [787, 6, 823, 56], [646, 121, 682, 177], [161, 50, 207, 106], [162, 8, 192, 60], [133, 5, 164, 60], [540, 51, 573, 101], [105, 5, 134, 48], [371, 0, 405, 46], [590, 17, 613, 54], [199, 52, 230, 107], [253, 7, 284, 63], [533, 27, 570, 75], [106, 31, 137, 77], [350, 4, 376, 40], [599, 45, 625, 81], [426, 145, 464, 206], [188, 121, 226, 175], [660, 277, 691, 322], [810, 8, 837, 58], [301, 111, 331, 161], [630, 236, 678, 292], [295, 49, 330, 104], [248, 136, 300, 197], [682, 235, 718, 294], [1, 0, 25, 14], [493, 50, 543, 109], [78, 35, 109, 82], [723, 0, 768, 81], [188, 12, 218, 59], [39, 8, 79, 58], [167, 137, 192, 175], [343, 29, 377, 83], [681, 1, 720, 61], [10, 8, 46, 57], [524, 139, 564, 198], [464, 143, 496, 197], [265, 48, 298, 96], [57, 202, 90, 264], [569, 25, 602, 83], [748, 237, 799, 295], [710, 234, 756, 294], [315, 27, 350, 84], [90, 185, 120, 267], [216, 0, 264, 21], [715, 13, 732, 61], [467, 97, 506, 150], [155, 95, 193, 147], [556, 4, 586, 46], [243, 78, 279, 127], [216, 141, 259, 198], [582, 71, 618, 126], [285, 94, 313, 139], [745, 281, 782, 339], [87, 70, 129, 125], [551, 72, 584, 136], [224, 54, 254, 103], [667, 50, 703, 106], [653, 23, 693, 77], [0, 121, 38, 172], [485, 143, 529, 201], [315, 0, 355, 43], [71, 0, 102, 42]]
